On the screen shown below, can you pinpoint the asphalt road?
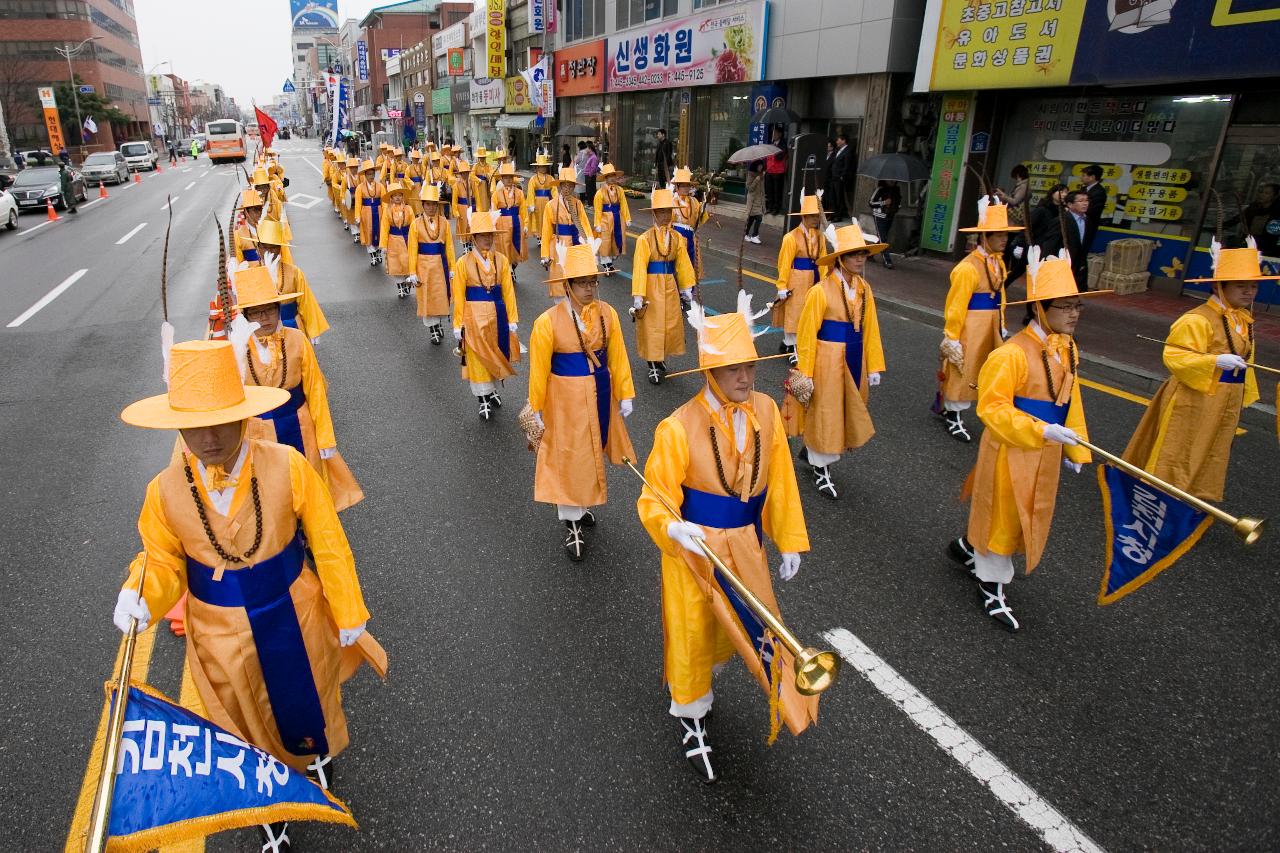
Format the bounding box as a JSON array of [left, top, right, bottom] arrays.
[[3, 140, 1277, 852]]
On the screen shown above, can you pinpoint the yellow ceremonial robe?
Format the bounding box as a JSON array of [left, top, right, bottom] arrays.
[[353, 179, 387, 246], [541, 195, 594, 298], [593, 184, 632, 257], [672, 193, 706, 277], [637, 391, 817, 736], [451, 250, 520, 384], [408, 213, 456, 319], [772, 226, 830, 335], [379, 201, 414, 277], [123, 439, 386, 770], [1122, 299, 1258, 502], [964, 326, 1091, 571], [631, 226, 694, 362], [528, 299, 635, 507], [527, 171, 557, 237], [276, 262, 331, 343], [943, 249, 1008, 403], [491, 183, 529, 264]]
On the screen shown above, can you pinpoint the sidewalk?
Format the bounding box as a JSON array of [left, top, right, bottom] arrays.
[[695, 199, 1280, 406]]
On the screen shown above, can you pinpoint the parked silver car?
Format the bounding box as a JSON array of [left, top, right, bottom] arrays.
[[80, 151, 130, 185]]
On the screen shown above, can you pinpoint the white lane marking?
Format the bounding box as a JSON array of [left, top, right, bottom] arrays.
[[17, 219, 54, 236], [81, 197, 104, 209], [161, 196, 179, 210], [116, 223, 147, 245], [287, 193, 321, 209], [118, 180, 135, 189], [181, 167, 192, 173], [822, 628, 1106, 853], [7, 269, 89, 328], [184, 181, 196, 190], [301, 157, 324, 176]]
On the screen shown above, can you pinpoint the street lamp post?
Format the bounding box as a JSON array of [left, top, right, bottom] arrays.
[[147, 61, 171, 143], [55, 36, 102, 157]]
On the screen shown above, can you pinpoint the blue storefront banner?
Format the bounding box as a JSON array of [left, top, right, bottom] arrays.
[[747, 83, 787, 146], [356, 40, 369, 81], [1096, 465, 1212, 605], [100, 682, 355, 852]]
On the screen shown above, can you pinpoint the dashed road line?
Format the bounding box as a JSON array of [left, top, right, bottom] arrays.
[[115, 223, 147, 245], [161, 196, 179, 210], [7, 269, 89, 327], [17, 219, 54, 236], [184, 181, 196, 190]]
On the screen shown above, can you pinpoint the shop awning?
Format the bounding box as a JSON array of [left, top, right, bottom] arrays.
[[495, 114, 538, 130]]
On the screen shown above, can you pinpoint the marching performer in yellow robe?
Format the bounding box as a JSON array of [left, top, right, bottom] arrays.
[[784, 223, 886, 500], [593, 163, 631, 273], [321, 148, 336, 211], [527, 151, 557, 248], [255, 218, 331, 343], [949, 248, 1109, 631], [540, 167, 594, 299], [379, 182, 415, 298], [637, 295, 814, 783], [451, 211, 520, 420], [234, 187, 265, 266], [471, 146, 492, 211], [772, 192, 830, 362], [235, 267, 363, 511], [340, 157, 360, 241], [353, 160, 387, 266], [405, 149, 425, 215], [524, 243, 636, 561], [1122, 240, 1270, 502], [938, 198, 1022, 442], [631, 188, 695, 385], [426, 151, 451, 196], [407, 184, 456, 345], [487, 148, 513, 198], [112, 339, 387, 849], [491, 162, 529, 275], [671, 166, 708, 278], [451, 160, 474, 248]]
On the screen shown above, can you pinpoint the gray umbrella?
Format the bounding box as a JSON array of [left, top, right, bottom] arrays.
[[857, 152, 930, 183], [555, 123, 597, 137], [749, 106, 800, 125]]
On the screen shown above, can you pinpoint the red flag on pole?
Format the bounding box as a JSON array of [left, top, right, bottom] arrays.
[[254, 106, 278, 149]]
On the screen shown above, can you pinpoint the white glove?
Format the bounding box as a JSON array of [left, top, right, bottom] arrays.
[[319, 447, 336, 460], [632, 296, 645, 310], [1013, 245, 1025, 259], [339, 622, 366, 647], [113, 588, 151, 634], [541, 257, 552, 268], [1215, 353, 1248, 372], [595, 225, 603, 234], [407, 273, 418, 285], [1063, 459, 1083, 474], [311, 337, 320, 346], [508, 322, 518, 333], [868, 372, 881, 387], [1042, 423, 1080, 446], [940, 337, 964, 367], [667, 520, 706, 554], [619, 398, 634, 418], [776, 289, 790, 301], [779, 553, 801, 581], [626, 220, 633, 228], [452, 327, 463, 343], [679, 288, 693, 300]]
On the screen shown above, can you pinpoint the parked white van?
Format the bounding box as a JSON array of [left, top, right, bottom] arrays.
[[119, 140, 158, 172]]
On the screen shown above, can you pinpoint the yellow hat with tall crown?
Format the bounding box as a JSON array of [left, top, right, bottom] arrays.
[[233, 265, 300, 309], [643, 188, 678, 210], [798, 191, 822, 216], [239, 188, 265, 209], [666, 292, 791, 378], [453, 159, 471, 173], [818, 222, 886, 264], [497, 161, 519, 177], [532, 151, 553, 167], [120, 340, 290, 429], [410, 149, 423, 160], [599, 163, 621, 178], [419, 183, 443, 203], [358, 159, 376, 173], [557, 166, 577, 184], [959, 196, 1024, 233], [255, 218, 291, 246], [251, 167, 270, 186], [475, 145, 488, 158], [671, 166, 695, 185], [467, 210, 498, 235], [1185, 238, 1280, 283], [345, 156, 359, 168], [1006, 247, 1113, 305], [545, 241, 604, 284]]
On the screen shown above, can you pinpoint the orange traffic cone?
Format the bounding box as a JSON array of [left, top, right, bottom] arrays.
[[133, 171, 141, 184], [156, 162, 163, 173], [46, 200, 59, 221], [165, 593, 187, 636], [98, 181, 109, 199]]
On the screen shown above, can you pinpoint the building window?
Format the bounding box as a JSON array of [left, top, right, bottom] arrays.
[[693, 0, 732, 8], [564, 0, 605, 43], [618, 0, 676, 31]]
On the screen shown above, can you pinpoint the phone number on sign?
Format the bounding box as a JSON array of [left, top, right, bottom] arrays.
[[610, 68, 707, 90]]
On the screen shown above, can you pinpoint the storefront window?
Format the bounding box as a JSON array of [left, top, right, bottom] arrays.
[[708, 84, 752, 175], [628, 90, 678, 181]]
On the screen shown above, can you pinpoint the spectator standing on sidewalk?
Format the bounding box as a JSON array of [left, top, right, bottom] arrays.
[[653, 128, 673, 187], [582, 141, 600, 204], [997, 165, 1030, 284], [168, 140, 178, 166], [560, 143, 572, 169], [1079, 164, 1106, 252], [764, 127, 787, 215], [869, 180, 901, 268], [743, 161, 765, 243], [819, 140, 836, 213], [1029, 184, 1068, 259], [828, 132, 852, 222]]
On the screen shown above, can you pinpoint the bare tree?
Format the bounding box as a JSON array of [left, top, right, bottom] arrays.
[[0, 54, 42, 145]]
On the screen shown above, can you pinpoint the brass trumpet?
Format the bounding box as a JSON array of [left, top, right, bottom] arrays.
[[622, 458, 840, 695]]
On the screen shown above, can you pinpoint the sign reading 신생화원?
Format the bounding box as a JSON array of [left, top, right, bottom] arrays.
[[606, 0, 767, 92]]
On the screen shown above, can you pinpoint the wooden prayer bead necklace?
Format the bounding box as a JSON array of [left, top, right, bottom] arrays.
[[1221, 313, 1255, 359], [246, 336, 288, 388], [569, 303, 607, 359], [1040, 340, 1078, 402], [184, 461, 263, 563], [709, 423, 761, 500], [840, 275, 869, 331]]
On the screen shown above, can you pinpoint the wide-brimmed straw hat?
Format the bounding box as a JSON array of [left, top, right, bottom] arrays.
[[643, 188, 678, 211], [557, 166, 577, 184], [959, 197, 1024, 233], [497, 161, 520, 177], [255, 218, 291, 247], [1185, 240, 1280, 283], [666, 293, 792, 378], [251, 167, 270, 186], [545, 243, 603, 284], [817, 223, 886, 264], [419, 183, 443, 203], [120, 340, 290, 430], [797, 192, 822, 217], [671, 167, 695, 185], [599, 163, 621, 178], [1006, 247, 1113, 305], [234, 266, 300, 309], [531, 152, 553, 167], [453, 159, 472, 173], [239, 188, 265, 209], [467, 210, 498, 235]]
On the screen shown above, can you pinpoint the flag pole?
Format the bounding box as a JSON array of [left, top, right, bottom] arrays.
[[85, 555, 149, 853], [1134, 334, 1280, 376]]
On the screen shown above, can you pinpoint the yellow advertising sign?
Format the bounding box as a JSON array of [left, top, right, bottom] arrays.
[[1129, 184, 1188, 203], [929, 0, 1086, 90], [1025, 161, 1062, 177], [486, 0, 506, 81], [38, 86, 64, 154], [1124, 200, 1183, 221], [1130, 166, 1191, 185], [1028, 176, 1060, 191], [1069, 163, 1123, 179], [504, 76, 535, 113]]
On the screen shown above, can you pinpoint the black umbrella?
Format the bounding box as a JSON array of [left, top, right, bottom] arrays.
[[749, 106, 800, 125], [857, 152, 930, 183], [555, 123, 597, 137]]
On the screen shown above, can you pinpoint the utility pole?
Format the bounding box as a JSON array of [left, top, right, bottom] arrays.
[[55, 36, 101, 157]]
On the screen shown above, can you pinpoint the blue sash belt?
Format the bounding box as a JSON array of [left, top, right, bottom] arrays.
[[681, 486, 768, 543], [186, 536, 328, 757], [410, 176, 423, 184], [361, 197, 381, 237], [647, 260, 675, 276], [499, 205, 522, 254], [550, 349, 611, 447], [465, 285, 511, 361], [416, 241, 451, 286], [674, 223, 696, 266], [602, 201, 622, 249], [259, 385, 306, 455], [456, 196, 470, 210], [1220, 369, 1245, 384], [792, 256, 818, 282], [279, 300, 299, 331], [242, 247, 260, 262], [389, 224, 409, 239], [817, 319, 865, 389], [1013, 395, 1068, 426], [968, 291, 998, 310], [534, 189, 552, 199], [555, 222, 581, 245]]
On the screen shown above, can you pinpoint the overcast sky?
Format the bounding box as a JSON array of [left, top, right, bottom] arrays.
[[133, 0, 475, 107]]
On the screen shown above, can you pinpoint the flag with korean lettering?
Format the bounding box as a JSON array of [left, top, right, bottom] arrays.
[[100, 681, 355, 852], [1096, 465, 1213, 605]]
